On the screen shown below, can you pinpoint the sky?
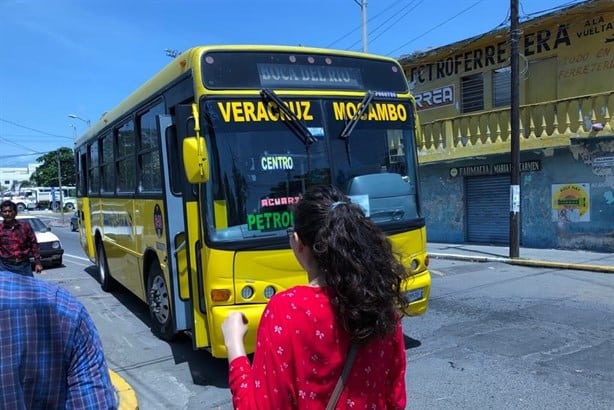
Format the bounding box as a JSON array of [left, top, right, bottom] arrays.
[[0, 0, 585, 167]]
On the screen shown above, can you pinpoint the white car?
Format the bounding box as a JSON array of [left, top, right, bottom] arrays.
[[1, 215, 64, 267]]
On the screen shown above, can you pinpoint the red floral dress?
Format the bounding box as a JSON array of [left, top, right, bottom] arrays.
[[228, 286, 407, 409]]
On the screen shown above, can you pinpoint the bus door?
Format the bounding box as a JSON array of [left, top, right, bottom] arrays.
[[77, 150, 94, 258], [159, 111, 207, 345]]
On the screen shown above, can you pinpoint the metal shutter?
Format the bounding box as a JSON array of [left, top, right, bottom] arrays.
[[461, 73, 484, 113], [466, 175, 510, 244]]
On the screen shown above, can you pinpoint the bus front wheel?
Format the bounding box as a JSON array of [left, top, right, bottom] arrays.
[[96, 242, 115, 292], [147, 262, 175, 341]]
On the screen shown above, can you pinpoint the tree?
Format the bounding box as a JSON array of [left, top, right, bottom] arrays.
[[30, 148, 76, 187]]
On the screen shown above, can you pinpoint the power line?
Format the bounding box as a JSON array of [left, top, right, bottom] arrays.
[[386, 0, 484, 56], [0, 134, 72, 140], [0, 152, 48, 160], [0, 117, 70, 139], [391, 0, 588, 58], [326, 0, 411, 49], [0, 136, 43, 154], [396, 0, 589, 68], [348, 0, 425, 50], [520, 0, 585, 20]]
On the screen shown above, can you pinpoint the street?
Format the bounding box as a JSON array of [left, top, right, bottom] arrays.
[[39, 215, 614, 409], [408, 258, 613, 409]]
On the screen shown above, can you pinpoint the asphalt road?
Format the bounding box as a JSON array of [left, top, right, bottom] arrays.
[[39, 215, 614, 410]]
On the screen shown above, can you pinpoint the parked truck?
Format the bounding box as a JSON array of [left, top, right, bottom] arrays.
[[1, 191, 37, 212], [19, 186, 77, 210]]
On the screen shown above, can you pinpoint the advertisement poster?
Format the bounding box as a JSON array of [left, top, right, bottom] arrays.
[[551, 183, 590, 223]]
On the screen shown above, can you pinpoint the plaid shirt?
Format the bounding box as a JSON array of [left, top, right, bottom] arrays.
[[0, 271, 117, 409], [0, 220, 41, 263]]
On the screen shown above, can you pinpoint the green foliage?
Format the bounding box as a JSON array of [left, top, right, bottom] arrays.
[[29, 148, 76, 186]]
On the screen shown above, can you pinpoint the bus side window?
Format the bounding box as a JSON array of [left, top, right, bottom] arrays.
[[138, 102, 164, 193]]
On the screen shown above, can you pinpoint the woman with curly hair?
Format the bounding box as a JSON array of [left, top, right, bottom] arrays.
[[222, 185, 409, 409]]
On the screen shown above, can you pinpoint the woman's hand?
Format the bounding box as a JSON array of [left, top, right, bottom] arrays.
[[222, 312, 248, 361]]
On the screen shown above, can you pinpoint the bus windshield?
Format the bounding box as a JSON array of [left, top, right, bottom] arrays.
[[203, 96, 419, 244]]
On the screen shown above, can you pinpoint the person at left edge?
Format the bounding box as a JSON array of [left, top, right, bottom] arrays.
[[0, 200, 43, 276], [0, 270, 118, 409]]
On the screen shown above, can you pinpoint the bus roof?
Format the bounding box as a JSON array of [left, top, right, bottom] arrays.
[[74, 44, 406, 145]]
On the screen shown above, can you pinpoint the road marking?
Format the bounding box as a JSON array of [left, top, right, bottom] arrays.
[[431, 269, 445, 277], [64, 253, 91, 262]]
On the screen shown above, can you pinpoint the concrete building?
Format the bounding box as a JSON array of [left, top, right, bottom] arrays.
[[0, 163, 39, 191], [399, 0, 613, 252]]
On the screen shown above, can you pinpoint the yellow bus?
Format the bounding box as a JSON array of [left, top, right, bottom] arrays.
[[74, 45, 431, 357]]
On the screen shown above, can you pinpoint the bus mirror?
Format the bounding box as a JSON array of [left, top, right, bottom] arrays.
[[183, 136, 210, 183]]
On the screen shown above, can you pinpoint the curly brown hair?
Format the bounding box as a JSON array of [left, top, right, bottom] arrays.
[[293, 185, 409, 344]]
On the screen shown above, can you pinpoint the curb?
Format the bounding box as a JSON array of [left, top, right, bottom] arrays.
[[429, 252, 614, 274], [109, 370, 139, 409]]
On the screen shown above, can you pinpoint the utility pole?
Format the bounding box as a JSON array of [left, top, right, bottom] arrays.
[[57, 154, 65, 223], [354, 0, 368, 52], [509, 0, 520, 258]]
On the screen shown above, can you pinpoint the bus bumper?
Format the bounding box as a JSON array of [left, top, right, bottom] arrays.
[[404, 268, 431, 316], [209, 304, 267, 358]]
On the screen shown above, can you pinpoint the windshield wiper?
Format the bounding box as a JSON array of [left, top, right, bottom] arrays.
[[339, 91, 374, 167], [339, 91, 374, 140], [260, 89, 316, 146]]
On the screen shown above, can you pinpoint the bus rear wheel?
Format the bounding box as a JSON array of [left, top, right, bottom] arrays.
[[147, 262, 175, 341], [96, 242, 115, 292]]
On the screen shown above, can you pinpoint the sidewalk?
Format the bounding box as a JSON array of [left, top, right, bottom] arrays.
[[428, 242, 614, 273]]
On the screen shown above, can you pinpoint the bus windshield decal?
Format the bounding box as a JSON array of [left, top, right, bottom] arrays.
[[261, 155, 294, 171], [258, 63, 362, 89], [216, 100, 314, 123], [247, 210, 294, 231], [332, 101, 408, 122], [260, 196, 301, 208], [214, 99, 408, 123]]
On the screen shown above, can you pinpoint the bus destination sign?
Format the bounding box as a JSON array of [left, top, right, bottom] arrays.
[[257, 63, 363, 89], [201, 51, 408, 92]]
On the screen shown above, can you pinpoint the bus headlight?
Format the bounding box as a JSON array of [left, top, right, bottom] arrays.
[[240, 286, 254, 300], [263, 286, 276, 299]]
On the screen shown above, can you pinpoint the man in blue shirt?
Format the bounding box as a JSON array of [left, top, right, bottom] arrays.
[[0, 270, 117, 409]]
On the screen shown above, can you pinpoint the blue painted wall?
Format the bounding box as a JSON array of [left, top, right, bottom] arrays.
[[420, 165, 465, 243], [419, 137, 614, 252]]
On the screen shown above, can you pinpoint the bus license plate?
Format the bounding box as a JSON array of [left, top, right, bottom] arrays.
[[407, 288, 423, 302]]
